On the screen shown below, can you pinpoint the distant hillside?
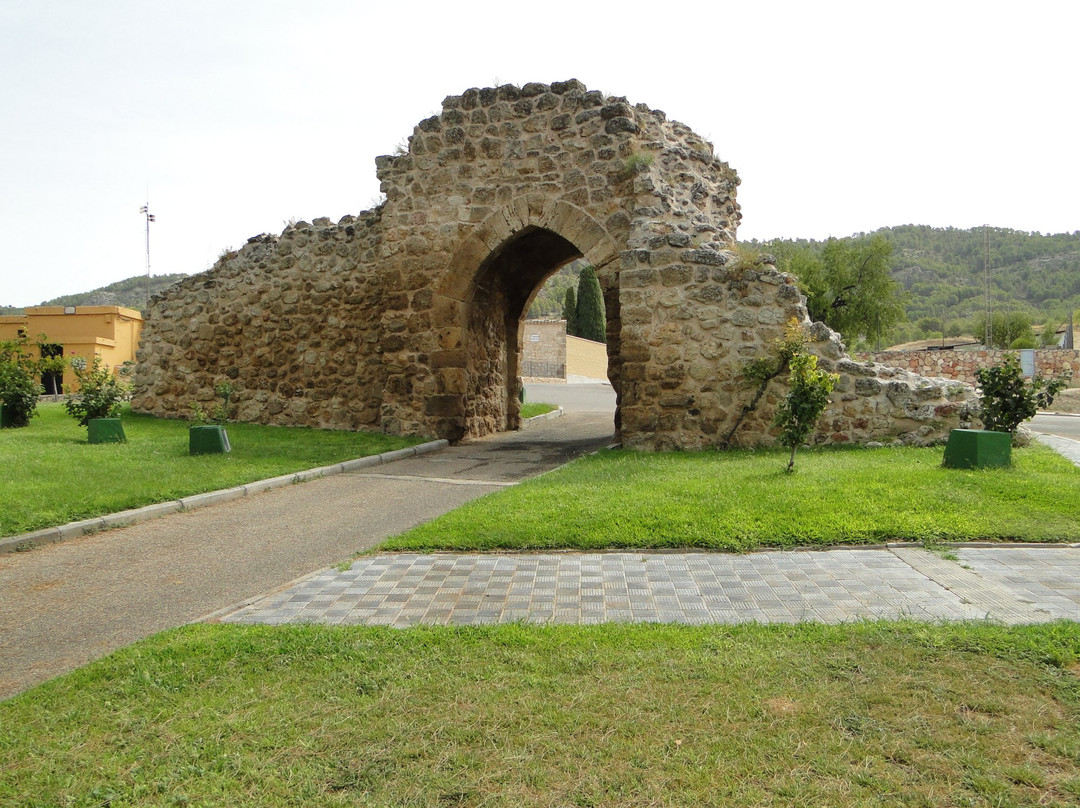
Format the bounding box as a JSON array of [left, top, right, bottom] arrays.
[[744, 225, 1080, 344], [2, 274, 189, 316], [11, 225, 1078, 347], [526, 260, 587, 320]]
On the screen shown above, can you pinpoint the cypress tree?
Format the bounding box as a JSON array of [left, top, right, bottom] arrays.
[[562, 287, 578, 336], [575, 264, 606, 343]]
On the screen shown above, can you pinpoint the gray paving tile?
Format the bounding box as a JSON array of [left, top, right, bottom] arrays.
[[221, 548, 1080, 629]]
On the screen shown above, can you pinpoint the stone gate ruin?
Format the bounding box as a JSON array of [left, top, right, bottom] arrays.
[[132, 79, 975, 449]]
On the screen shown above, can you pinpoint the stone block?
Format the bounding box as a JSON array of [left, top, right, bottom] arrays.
[[425, 395, 465, 418]]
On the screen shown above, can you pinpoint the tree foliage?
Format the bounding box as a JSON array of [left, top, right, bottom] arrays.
[[0, 337, 44, 427], [964, 311, 1036, 349], [574, 264, 606, 343], [526, 261, 582, 320], [767, 234, 907, 348], [774, 352, 838, 473], [747, 225, 1080, 347], [975, 354, 1067, 435], [561, 287, 578, 337], [64, 356, 131, 426]]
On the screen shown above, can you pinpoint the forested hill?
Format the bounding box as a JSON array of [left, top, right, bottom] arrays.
[[6, 226, 1078, 341], [745, 225, 1080, 342], [1, 273, 189, 316], [885, 225, 1080, 319]]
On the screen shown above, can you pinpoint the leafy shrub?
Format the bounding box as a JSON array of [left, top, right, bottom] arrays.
[[975, 354, 1067, 434], [774, 352, 838, 472], [0, 338, 43, 427], [64, 356, 131, 426], [190, 381, 235, 426], [723, 319, 812, 448]]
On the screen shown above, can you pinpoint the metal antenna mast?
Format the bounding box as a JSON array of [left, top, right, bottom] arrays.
[[140, 200, 155, 310], [983, 225, 991, 346]]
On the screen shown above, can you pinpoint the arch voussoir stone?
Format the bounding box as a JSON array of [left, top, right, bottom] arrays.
[[132, 79, 977, 447]]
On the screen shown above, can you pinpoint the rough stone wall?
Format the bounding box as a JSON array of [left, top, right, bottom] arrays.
[[855, 348, 1080, 387], [614, 259, 976, 450], [133, 79, 978, 449]]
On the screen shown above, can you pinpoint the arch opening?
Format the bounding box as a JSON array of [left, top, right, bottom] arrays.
[[462, 226, 618, 440]]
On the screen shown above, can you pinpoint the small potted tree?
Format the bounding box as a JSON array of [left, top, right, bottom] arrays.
[[189, 381, 234, 455], [64, 356, 131, 443], [943, 354, 1067, 468]]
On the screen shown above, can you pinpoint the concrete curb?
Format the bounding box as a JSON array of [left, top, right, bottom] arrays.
[[0, 438, 450, 554], [1033, 432, 1080, 467], [520, 406, 565, 427]]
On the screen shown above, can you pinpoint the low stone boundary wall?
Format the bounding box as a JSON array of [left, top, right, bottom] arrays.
[[856, 348, 1079, 387]]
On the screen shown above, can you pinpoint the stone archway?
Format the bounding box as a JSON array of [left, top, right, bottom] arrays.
[[429, 198, 623, 442], [132, 79, 975, 449]]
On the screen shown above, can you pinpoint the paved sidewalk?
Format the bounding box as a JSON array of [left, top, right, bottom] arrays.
[[220, 545, 1080, 628]]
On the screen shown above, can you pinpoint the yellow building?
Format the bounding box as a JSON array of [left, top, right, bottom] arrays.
[[0, 306, 143, 392]]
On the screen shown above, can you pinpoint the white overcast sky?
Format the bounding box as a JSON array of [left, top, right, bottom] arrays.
[[2, 0, 1077, 307]]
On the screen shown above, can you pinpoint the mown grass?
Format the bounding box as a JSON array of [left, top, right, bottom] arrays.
[[0, 403, 425, 536], [382, 443, 1080, 552], [520, 401, 557, 419], [2, 621, 1079, 807]]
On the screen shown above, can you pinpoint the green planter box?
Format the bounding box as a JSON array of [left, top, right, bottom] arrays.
[[190, 425, 231, 455], [942, 429, 1011, 469], [88, 418, 126, 444]]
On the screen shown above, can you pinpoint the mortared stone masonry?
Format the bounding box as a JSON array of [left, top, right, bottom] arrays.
[[132, 80, 976, 449]]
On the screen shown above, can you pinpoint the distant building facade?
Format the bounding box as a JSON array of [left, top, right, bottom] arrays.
[[521, 319, 609, 383], [0, 306, 143, 391]]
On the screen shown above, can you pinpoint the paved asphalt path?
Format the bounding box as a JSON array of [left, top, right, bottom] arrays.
[[1031, 411, 1080, 441], [0, 396, 616, 701]]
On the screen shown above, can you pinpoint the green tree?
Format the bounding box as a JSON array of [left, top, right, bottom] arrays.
[[975, 354, 1067, 435], [768, 234, 907, 347], [977, 311, 1034, 349], [915, 316, 941, 336], [0, 337, 43, 427], [562, 287, 578, 336], [774, 352, 838, 473], [574, 265, 606, 343]]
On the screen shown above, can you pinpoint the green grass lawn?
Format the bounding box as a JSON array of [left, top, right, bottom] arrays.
[[5, 411, 1080, 805], [520, 401, 557, 418], [3, 621, 1079, 807], [0, 403, 425, 536], [381, 443, 1080, 552]]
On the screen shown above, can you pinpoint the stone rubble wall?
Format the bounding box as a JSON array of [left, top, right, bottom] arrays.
[[132, 79, 978, 449], [614, 257, 977, 450], [855, 348, 1080, 387]]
